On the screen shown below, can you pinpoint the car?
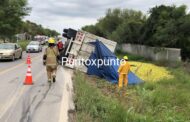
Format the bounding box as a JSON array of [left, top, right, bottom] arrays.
[[0, 43, 22, 61], [26, 41, 42, 53]]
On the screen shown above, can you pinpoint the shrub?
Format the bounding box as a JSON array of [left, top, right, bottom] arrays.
[[18, 40, 30, 51]]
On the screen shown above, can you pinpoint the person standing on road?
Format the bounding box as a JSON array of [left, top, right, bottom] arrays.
[[57, 39, 64, 62], [118, 56, 131, 89], [57, 39, 64, 52], [43, 38, 60, 83]]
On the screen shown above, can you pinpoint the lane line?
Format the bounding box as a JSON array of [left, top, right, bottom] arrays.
[[0, 55, 41, 75], [4, 67, 46, 122], [0, 66, 46, 121]]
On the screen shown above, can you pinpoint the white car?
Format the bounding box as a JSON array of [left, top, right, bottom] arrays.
[[26, 41, 42, 53]]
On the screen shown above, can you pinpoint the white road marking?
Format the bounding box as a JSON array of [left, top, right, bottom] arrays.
[[0, 55, 41, 75], [3, 67, 46, 122], [0, 55, 44, 120]]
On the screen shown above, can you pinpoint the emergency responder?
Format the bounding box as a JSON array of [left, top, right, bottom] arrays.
[[43, 38, 60, 83], [57, 39, 64, 52], [118, 56, 131, 89], [57, 39, 64, 63]]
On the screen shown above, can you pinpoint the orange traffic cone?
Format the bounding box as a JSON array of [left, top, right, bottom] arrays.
[[26, 54, 32, 64], [24, 65, 33, 85]]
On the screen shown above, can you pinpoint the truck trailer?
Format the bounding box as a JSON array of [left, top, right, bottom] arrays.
[[62, 29, 117, 73]]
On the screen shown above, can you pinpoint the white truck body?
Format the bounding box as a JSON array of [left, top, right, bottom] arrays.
[[64, 30, 117, 72]]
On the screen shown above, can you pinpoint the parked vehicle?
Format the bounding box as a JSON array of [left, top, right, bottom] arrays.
[[0, 43, 22, 61], [26, 41, 42, 53]]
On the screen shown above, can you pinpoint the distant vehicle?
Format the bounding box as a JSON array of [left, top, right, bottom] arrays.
[[45, 38, 49, 43], [34, 35, 48, 45], [26, 41, 42, 53], [0, 43, 22, 61]]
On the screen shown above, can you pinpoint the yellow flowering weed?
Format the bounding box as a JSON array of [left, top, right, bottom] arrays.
[[129, 61, 174, 82]]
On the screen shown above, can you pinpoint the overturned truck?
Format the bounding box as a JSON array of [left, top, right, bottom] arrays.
[[62, 28, 142, 84], [62, 28, 117, 72]]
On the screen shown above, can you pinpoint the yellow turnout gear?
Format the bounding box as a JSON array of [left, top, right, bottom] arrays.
[[43, 46, 59, 82], [44, 47, 59, 66], [118, 61, 130, 88]]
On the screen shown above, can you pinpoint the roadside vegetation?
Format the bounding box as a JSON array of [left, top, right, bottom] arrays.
[[18, 40, 30, 51], [74, 52, 190, 122], [19, 20, 59, 37], [83, 5, 190, 60], [0, 0, 59, 43], [74, 71, 143, 122]]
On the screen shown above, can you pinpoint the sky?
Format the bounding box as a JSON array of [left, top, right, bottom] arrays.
[[25, 0, 190, 33]]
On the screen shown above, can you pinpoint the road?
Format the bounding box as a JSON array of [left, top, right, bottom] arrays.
[[0, 50, 74, 122]]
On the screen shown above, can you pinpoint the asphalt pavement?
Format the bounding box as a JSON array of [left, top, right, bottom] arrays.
[[0, 49, 73, 122]]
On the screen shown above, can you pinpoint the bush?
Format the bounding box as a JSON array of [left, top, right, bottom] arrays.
[[18, 40, 30, 51]]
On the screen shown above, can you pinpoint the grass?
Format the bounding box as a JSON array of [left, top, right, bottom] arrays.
[[18, 40, 30, 51], [74, 68, 190, 122], [74, 72, 121, 122], [73, 51, 190, 122], [73, 71, 152, 122]]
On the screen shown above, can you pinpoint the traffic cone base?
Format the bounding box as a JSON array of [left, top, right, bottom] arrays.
[[24, 74, 33, 85], [24, 65, 33, 85]]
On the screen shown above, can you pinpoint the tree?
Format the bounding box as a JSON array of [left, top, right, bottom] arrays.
[[82, 25, 104, 37], [0, 0, 30, 41], [82, 5, 190, 59], [82, 8, 146, 43], [141, 5, 190, 59], [18, 20, 59, 37], [109, 9, 146, 43]]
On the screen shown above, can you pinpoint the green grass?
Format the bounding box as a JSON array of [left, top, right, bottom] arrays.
[[18, 40, 30, 51], [74, 67, 190, 122], [138, 68, 190, 121], [74, 50, 190, 122], [74, 72, 120, 122], [73, 72, 151, 122]]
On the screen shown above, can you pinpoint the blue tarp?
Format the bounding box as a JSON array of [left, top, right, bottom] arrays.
[[86, 40, 142, 85]]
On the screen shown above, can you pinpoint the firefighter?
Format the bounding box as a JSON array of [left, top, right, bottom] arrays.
[[43, 38, 60, 83], [118, 56, 131, 88]]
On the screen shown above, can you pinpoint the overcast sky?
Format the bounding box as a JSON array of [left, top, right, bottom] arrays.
[[25, 0, 190, 33]]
